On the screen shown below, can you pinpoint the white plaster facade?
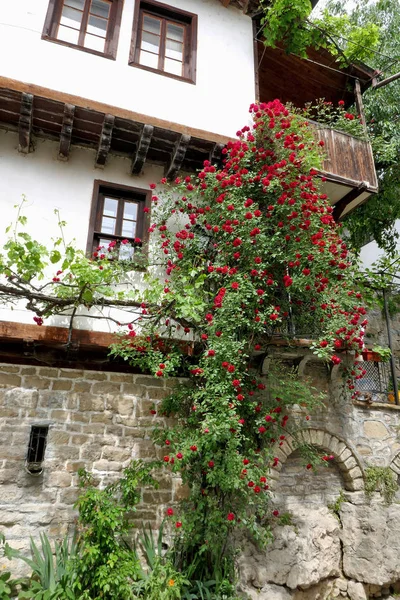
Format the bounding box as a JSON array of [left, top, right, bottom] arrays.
[[0, 0, 255, 137], [0, 129, 163, 330]]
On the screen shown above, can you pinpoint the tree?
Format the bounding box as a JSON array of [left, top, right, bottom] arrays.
[[340, 0, 400, 254], [0, 100, 367, 582]]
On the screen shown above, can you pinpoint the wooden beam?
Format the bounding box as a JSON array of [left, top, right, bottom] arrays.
[[209, 142, 225, 166], [0, 320, 117, 349], [318, 169, 377, 193], [165, 134, 191, 180], [58, 103, 75, 161], [95, 113, 115, 168], [0, 76, 231, 146], [131, 124, 153, 174], [18, 92, 33, 154], [332, 182, 368, 221]]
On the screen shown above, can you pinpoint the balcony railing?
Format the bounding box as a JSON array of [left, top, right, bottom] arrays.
[[355, 360, 394, 404]]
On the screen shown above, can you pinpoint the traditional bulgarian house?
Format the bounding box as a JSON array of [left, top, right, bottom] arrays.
[[3, 2, 398, 596]]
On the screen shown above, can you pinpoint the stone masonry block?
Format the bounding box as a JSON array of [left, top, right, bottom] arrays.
[[73, 381, 92, 393], [136, 377, 164, 388], [59, 369, 84, 379], [20, 368, 37, 375], [23, 376, 51, 390], [0, 365, 20, 373], [0, 374, 22, 387], [339, 448, 352, 462], [92, 382, 121, 395], [79, 395, 105, 411], [299, 429, 312, 444], [329, 438, 347, 457], [350, 477, 364, 491], [85, 372, 108, 381], [51, 380, 72, 391], [348, 466, 363, 479], [322, 432, 334, 450], [343, 456, 357, 471]]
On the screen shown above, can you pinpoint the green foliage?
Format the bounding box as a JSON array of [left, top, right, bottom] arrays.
[[338, 0, 400, 254], [277, 512, 294, 527], [72, 460, 158, 600], [365, 466, 398, 503], [299, 98, 367, 139], [371, 345, 392, 362], [0, 100, 367, 595], [260, 0, 380, 64], [2, 532, 77, 600], [328, 489, 346, 519]]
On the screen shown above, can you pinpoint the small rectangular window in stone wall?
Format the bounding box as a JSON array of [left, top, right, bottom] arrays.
[[355, 361, 391, 404], [26, 425, 49, 475]]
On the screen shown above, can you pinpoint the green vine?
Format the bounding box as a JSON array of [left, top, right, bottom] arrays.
[[365, 466, 398, 503]]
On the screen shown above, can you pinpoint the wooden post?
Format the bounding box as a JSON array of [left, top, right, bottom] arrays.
[[18, 92, 33, 154], [131, 124, 153, 174], [354, 79, 367, 133], [58, 103, 75, 161], [95, 114, 115, 168], [165, 134, 191, 180], [383, 288, 399, 405]]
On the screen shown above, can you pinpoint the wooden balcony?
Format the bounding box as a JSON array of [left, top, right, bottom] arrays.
[[256, 43, 379, 219], [313, 125, 378, 220]]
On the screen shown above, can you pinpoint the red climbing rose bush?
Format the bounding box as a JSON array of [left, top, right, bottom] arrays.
[[110, 99, 367, 576], [0, 99, 368, 583]]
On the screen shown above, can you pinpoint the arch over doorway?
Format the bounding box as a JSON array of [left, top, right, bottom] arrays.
[[269, 428, 364, 492]]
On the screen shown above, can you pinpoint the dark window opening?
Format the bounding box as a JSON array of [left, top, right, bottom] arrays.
[[87, 181, 151, 261], [42, 0, 123, 60], [26, 426, 49, 475], [130, 0, 197, 83]]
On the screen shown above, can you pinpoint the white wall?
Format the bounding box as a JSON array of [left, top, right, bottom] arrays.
[[360, 222, 400, 269], [0, 0, 255, 137], [0, 129, 163, 331]]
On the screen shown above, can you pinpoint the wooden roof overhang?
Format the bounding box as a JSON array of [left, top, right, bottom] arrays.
[[0, 76, 228, 179], [0, 74, 377, 219]]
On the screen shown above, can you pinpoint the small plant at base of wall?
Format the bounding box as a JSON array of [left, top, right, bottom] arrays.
[[364, 466, 398, 504]]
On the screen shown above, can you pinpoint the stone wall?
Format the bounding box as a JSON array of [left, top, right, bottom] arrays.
[[0, 362, 183, 574], [1, 355, 400, 598]]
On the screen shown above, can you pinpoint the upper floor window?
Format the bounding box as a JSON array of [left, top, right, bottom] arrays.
[[42, 0, 123, 59], [87, 181, 151, 260], [130, 1, 197, 83]]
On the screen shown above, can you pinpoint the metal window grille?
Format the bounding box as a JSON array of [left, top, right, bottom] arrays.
[[26, 425, 49, 475], [355, 361, 391, 403]]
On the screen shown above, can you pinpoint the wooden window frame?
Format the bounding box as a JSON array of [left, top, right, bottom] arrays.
[[42, 0, 124, 60], [87, 180, 152, 257], [129, 0, 197, 84]]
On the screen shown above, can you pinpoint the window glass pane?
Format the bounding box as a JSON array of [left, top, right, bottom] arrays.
[[123, 202, 138, 220], [164, 58, 183, 76], [90, 0, 110, 19], [60, 5, 82, 29], [84, 33, 106, 51], [140, 50, 159, 69], [101, 216, 116, 235], [166, 38, 183, 61], [103, 197, 118, 217], [166, 22, 184, 42], [143, 15, 161, 35], [64, 0, 85, 11], [122, 220, 137, 238], [98, 238, 110, 249], [141, 31, 160, 54], [87, 14, 108, 37], [57, 25, 80, 44], [119, 243, 135, 261]]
